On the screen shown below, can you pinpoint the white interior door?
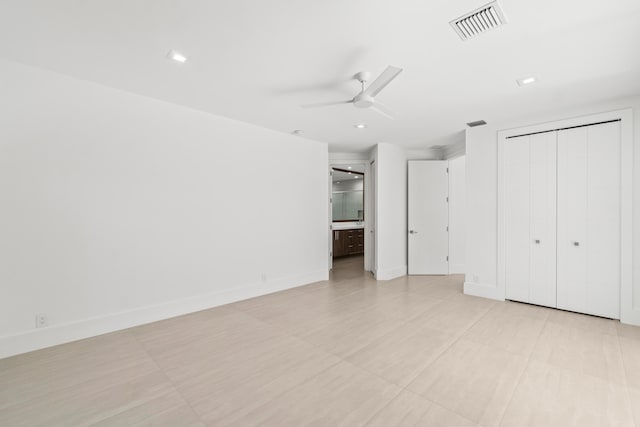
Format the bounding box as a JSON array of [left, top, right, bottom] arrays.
[[504, 132, 557, 307], [557, 122, 621, 319], [408, 161, 448, 275]]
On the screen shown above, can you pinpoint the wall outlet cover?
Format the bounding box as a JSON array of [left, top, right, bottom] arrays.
[[36, 314, 48, 328]]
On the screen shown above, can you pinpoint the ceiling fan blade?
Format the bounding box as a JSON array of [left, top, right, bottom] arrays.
[[371, 103, 395, 120], [363, 66, 403, 97], [300, 100, 352, 109]]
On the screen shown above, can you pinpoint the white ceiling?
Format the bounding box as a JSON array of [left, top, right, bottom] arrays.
[[333, 170, 363, 183], [332, 165, 365, 182], [1, 0, 640, 153]]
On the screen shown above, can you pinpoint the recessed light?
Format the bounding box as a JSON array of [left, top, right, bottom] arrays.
[[516, 77, 537, 86], [347, 166, 352, 170], [354, 124, 367, 129], [355, 176, 359, 178], [337, 181, 341, 184], [348, 172, 352, 174], [167, 50, 187, 63]]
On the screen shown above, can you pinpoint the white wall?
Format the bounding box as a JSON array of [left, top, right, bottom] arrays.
[[464, 96, 640, 325], [332, 180, 363, 192], [0, 59, 329, 358], [448, 155, 466, 274], [374, 143, 408, 280]]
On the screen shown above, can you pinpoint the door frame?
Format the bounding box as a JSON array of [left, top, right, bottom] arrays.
[[488, 108, 634, 324], [329, 159, 373, 273]]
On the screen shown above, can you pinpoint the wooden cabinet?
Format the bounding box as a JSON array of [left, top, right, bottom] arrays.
[[332, 228, 364, 258]]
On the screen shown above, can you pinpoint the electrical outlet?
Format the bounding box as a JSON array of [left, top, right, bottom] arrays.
[[473, 275, 480, 283], [36, 313, 48, 328]]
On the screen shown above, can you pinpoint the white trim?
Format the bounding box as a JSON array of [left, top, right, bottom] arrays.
[[329, 159, 373, 273], [619, 109, 639, 325], [496, 108, 636, 325], [375, 265, 407, 280], [464, 281, 505, 301], [0, 269, 328, 359]]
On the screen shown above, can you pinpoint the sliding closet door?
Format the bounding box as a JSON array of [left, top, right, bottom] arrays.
[[504, 133, 556, 307], [557, 122, 621, 319]]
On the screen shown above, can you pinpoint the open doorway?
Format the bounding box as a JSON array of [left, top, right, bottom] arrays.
[[329, 161, 373, 279]]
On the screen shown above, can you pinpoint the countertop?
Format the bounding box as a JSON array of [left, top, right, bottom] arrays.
[[332, 222, 364, 230]]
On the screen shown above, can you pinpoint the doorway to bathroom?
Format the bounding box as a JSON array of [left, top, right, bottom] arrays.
[[329, 161, 373, 279]]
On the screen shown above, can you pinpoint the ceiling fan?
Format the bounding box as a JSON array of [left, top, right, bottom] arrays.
[[301, 65, 403, 119]]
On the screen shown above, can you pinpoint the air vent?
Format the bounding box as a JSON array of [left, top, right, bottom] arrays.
[[467, 120, 487, 127], [450, 1, 508, 41]]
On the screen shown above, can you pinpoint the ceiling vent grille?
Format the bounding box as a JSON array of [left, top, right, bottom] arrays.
[[450, 1, 508, 41], [467, 120, 487, 127]]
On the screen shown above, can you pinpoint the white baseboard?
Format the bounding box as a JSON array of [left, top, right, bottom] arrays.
[[0, 269, 328, 359], [621, 305, 640, 327], [463, 281, 505, 301], [375, 265, 407, 281]]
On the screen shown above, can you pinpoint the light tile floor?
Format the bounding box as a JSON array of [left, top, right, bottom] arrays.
[[2, 254, 639, 426]]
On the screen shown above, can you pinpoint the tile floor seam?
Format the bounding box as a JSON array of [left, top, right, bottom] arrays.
[[127, 329, 207, 426], [400, 300, 498, 423], [292, 316, 414, 363], [408, 298, 496, 379], [345, 330, 456, 390], [2, 331, 176, 426], [424, 398, 479, 426], [202, 357, 347, 427], [222, 356, 399, 427], [188, 295, 386, 424], [615, 332, 637, 427], [230, 298, 413, 408], [493, 308, 550, 427], [336, 358, 407, 426], [529, 320, 633, 390]]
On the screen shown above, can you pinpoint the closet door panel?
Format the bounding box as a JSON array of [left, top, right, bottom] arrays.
[[529, 132, 557, 307], [557, 128, 589, 313], [586, 122, 620, 318], [504, 136, 531, 303], [557, 122, 620, 319]]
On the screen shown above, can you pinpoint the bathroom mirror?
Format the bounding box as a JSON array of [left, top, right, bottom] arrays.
[[332, 167, 364, 221]]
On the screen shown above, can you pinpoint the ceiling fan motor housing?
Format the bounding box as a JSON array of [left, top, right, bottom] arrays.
[[353, 93, 375, 108]]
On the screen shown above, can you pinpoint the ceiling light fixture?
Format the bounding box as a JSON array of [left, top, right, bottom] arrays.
[[516, 77, 537, 86], [167, 50, 188, 63], [354, 124, 367, 129]]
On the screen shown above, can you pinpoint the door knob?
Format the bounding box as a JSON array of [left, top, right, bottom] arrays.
[[573, 241, 580, 246], [409, 230, 418, 234], [534, 239, 540, 244]]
